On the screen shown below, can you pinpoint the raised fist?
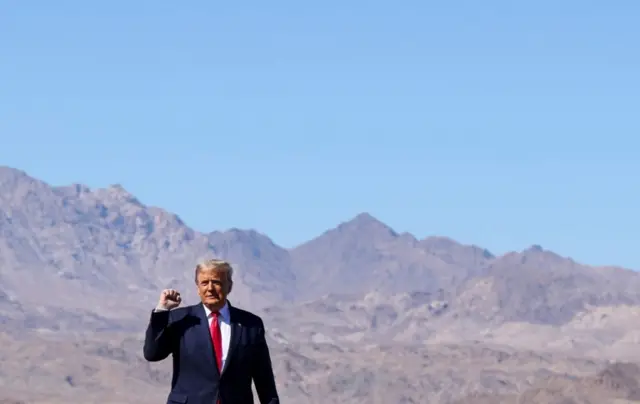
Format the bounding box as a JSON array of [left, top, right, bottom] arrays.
[[157, 289, 182, 310]]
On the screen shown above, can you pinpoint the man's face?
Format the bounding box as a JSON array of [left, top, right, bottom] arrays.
[[196, 269, 231, 309]]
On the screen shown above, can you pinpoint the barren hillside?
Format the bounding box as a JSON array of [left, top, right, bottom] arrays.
[[1, 166, 639, 403]]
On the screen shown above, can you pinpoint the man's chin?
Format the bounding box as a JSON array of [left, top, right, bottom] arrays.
[[204, 297, 222, 306]]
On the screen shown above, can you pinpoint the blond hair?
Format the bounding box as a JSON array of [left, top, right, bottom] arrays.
[[194, 259, 234, 283]]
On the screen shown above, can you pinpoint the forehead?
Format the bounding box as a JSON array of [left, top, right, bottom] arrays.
[[196, 268, 228, 282]]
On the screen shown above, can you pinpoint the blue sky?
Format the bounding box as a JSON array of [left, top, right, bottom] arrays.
[[1, 1, 638, 269]]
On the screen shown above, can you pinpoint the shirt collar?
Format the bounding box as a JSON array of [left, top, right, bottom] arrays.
[[203, 301, 230, 322]]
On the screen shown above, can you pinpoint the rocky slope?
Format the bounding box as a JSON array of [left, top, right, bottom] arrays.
[[1, 165, 640, 403]]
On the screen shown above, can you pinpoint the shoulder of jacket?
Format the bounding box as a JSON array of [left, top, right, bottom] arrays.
[[230, 305, 264, 327]]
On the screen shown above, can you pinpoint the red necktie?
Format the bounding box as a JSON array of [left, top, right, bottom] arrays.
[[211, 312, 223, 404], [210, 312, 223, 372]]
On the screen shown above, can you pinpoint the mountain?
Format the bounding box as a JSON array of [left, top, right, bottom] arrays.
[[0, 167, 297, 331], [2, 165, 640, 403], [288, 213, 490, 300], [419, 235, 494, 269], [453, 245, 640, 325]]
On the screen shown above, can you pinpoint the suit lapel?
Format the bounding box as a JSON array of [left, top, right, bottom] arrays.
[[193, 304, 220, 379], [221, 304, 242, 375]]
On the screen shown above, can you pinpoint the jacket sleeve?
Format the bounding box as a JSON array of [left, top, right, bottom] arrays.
[[143, 309, 175, 362], [252, 319, 279, 404]]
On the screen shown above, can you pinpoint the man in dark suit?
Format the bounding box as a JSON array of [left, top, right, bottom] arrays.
[[143, 259, 279, 404]]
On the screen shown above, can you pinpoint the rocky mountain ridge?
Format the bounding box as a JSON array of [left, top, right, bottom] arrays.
[[3, 166, 638, 327], [2, 165, 640, 403]]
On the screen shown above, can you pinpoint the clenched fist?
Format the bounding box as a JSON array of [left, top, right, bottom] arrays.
[[156, 289, 182, 310]]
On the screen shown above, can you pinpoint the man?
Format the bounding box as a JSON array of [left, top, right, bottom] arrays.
[[143, 259, 279, 404]]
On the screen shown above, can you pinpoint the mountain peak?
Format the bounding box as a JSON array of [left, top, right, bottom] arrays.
[[210, 227, 276, 246], [98, 184, 140, 204], [106, 183, 132, 195], [338, 212, 397, 235], [0, 166, 52, 199], [0, 166, 28, 179], [0, 166, 36, 186], [519, 244, 566, 261], [526, 244, 544, 252], [352, 212, 378, 222]]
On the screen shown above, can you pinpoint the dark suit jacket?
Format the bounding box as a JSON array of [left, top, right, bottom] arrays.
[[143, 302, 279, 404]]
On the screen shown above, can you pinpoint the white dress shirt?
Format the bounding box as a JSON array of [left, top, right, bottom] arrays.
[[203, 302, 231, 370]]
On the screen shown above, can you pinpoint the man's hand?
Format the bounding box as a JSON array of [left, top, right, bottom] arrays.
[[156, 289, 182, 310]]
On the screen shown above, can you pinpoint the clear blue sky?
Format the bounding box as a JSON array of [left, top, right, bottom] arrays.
[[1, 1, 638, 269]]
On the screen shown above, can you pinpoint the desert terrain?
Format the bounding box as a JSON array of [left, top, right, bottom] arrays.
[[1, 165, 639, 403]]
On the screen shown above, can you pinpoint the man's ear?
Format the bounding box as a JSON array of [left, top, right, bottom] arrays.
[[227, 280, 233, 294]]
